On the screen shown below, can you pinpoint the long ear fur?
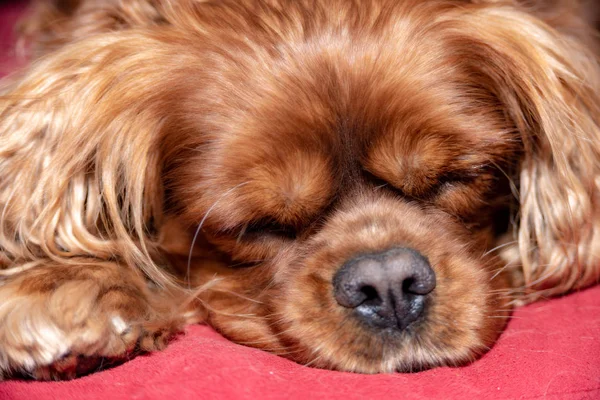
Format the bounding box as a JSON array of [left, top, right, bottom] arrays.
[[18, 0, 164, 58], [0, 29, 199, 287], [453, 3, 600, 301]]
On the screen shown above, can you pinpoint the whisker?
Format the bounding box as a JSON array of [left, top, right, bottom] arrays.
[[489, 159, 519, 201], [203, 287, 265, 304], [303, 354, 323, 368], [201, 305, 259, 319], [180, 274, 223, 307], [489, 261, 514, 282], [482, 240, 518, 258], [228, 259, 266, 268], [236, 222, 248, 245], [186, 181, 250, 289]]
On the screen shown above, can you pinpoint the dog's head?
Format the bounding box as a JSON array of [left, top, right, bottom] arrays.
[[4, 0, 600, 373], [153, 0, 600, 372]]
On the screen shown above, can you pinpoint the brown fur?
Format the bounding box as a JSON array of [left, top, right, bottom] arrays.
[[0, 0, 599, 379]]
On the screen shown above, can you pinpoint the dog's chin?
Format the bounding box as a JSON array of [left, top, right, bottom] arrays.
[[199, 196, 513, 373]]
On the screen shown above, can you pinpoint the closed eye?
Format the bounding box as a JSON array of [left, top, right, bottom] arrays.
[[363, 169, 406, 196], [241, 218, 298, 240], [364, 167, 485, 201], [437, 169, 481, 187]]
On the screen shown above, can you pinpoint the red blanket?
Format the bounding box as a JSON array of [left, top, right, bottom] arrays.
[[0, 2, 599, 399]]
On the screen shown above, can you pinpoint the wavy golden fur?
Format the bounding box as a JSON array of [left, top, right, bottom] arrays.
[[0, 0, 599, 379]]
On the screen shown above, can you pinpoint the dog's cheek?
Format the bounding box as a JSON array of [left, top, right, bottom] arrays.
[[187, 255, 296, 353], [421, 255, 507, 357], [206, 234, 290, 263]]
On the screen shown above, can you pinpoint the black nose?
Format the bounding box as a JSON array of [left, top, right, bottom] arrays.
[[333, 248, 436, 330]]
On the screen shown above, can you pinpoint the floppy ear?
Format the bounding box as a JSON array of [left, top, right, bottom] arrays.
[[457, 4, 600, 300], [0, 29, 198, 287], [18, 0, 164, 57]]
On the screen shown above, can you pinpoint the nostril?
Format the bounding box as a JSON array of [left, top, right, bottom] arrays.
[[403, 275, 435, 296], [402, 277, 416, 294], [359, 285, 381, 305]]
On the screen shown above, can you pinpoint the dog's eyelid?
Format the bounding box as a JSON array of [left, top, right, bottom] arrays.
[[437, 170, 478, 185], [436, 160, 491, 184], [240, 218, 298, 240], [227, 260, 263, 269], [362, 168, 405, 194]]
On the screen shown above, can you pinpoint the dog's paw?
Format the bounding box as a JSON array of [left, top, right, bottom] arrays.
[[0, 262, 183, 380]]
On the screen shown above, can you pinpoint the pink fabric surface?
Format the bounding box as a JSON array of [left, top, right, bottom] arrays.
[[0, 286, 598, 400], [0, 2, 599, 399], [0, 1, 25, 76]]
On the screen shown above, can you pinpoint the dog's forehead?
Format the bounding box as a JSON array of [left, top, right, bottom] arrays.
[[193, 6, 511, 159], [209, 56, 507, 175]]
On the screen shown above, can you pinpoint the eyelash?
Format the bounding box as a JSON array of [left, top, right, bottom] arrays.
[[365, 168, 479, 200], [437, 170, 479, 187]]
